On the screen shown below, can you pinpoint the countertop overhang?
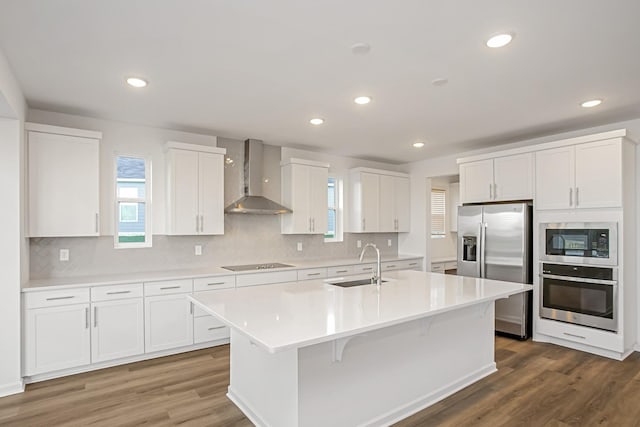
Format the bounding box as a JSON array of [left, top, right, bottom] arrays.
[[188, 270, 532, 353]]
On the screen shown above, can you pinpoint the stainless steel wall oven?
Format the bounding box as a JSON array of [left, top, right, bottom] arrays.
[[539, 263, 617, 332]]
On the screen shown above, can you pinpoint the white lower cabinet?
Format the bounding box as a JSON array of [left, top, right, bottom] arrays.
[[91, 298, 144, 363], [194, 316, 229, 344], [144, 294, 194, 353], [24, 303, 91, 376]]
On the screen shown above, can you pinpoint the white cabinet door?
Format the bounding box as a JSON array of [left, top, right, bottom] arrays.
[[199, 152, 225, 234], [144, 294, 194, 353], [575, 139, 622, 209], [459, 159, 493, 204], [24, 304, 91, 375], [535, 146, 575, 210], [394, 176, 410, 232], [309, 165, 329, 234], [494, 153, 534, 201], [28, 131, 99, 237], [166, 149, 199, 234], [378, 175, 395, 232], [360, 172, 379, 232], [91, 299, 144, 363]]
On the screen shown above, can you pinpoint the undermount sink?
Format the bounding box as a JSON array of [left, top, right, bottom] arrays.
[[326, 278, 388, 288]]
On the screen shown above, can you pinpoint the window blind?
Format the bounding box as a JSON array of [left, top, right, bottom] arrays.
[[431, 189, 446, 236]]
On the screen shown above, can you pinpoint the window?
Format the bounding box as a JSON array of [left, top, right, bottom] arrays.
[[431, 188, 446, 238], [115, 155, 151, 248], [325, 176, 343, 242]]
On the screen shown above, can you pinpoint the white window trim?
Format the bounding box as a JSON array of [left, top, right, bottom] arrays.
[[325, 174, 344, 243], [114, 153, 152, 249]]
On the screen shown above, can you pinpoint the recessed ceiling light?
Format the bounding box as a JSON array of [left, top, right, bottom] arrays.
[[351, 42, 371, 55], [486, 33, 514, 48], [413, 142, 425, 148], [126, 77, 148, 88], [581, 99, 602, 108], [309, 118, 324, 125], [354, 96, 371, 105]]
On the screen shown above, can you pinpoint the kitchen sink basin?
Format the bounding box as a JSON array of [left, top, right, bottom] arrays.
[[326, 278, 388, 288]]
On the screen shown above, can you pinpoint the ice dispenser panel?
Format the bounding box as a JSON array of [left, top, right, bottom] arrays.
[[463, 236, 477, 262]]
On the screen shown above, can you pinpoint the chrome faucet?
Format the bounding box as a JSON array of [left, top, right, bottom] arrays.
[[359, 243, 382, 286]]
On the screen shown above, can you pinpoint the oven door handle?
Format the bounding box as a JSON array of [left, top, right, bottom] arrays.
[[539, 273, 617, 286]]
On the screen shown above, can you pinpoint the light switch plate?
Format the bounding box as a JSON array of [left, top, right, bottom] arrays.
[[195, 245, 202, 256], [59, 249, 69, 262], [297, 242, 303, 251], [357, 240, 362, 248], [387, 239, 392, 247]]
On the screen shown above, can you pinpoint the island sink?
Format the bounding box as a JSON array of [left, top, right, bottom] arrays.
[[326, 278, 388, 287]]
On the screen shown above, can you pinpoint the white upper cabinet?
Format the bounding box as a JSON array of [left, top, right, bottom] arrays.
[[166, 142, 225, 235], [27, 123, 101, 237], [281, 158, 329, 234], [536, 139, 622, 210], [350, 168, 410, 233], [459, 153, 533, 204]]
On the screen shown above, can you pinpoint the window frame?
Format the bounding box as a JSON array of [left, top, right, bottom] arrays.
[[114, 153, 152, 249], [324, 174, 344, 243], [431, 188, 446, 239]]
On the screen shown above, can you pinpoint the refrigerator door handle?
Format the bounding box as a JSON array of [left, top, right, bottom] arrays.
[[480, 222, 487, 278], [477, 223, 483, 278]]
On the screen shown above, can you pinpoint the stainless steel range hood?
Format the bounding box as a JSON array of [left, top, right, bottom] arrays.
[[224, 139, 292, 214]]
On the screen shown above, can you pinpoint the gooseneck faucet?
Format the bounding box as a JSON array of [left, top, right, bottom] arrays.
[[359, 243, 382, 286]]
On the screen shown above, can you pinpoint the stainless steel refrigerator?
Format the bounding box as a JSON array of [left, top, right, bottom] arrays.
[[457, 202, 532, 339]]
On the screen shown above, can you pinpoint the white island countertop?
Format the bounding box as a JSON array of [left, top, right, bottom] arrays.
[[189, 269, 532, 353]]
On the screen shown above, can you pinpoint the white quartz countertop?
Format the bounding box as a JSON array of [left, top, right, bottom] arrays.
[[188, 270, 532, 353], [23, 254, 423, 291]]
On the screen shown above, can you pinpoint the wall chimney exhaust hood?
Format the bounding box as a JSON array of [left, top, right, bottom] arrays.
[[225, 139, 292, 214]]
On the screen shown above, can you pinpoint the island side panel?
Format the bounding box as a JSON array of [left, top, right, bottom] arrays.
[[297, 303, 496, 427], [227, 332, 299, 427]]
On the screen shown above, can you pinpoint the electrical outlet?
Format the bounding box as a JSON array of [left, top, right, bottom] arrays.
[[59, 249, 69, 262], [387, 239, 392, 247], [297, 242, 303, 251], [195, 245, 202, 256], [357, 240, 362, 248]]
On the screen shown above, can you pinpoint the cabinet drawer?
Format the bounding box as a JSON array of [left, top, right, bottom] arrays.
[[144, 279, 193, 296], [444, 261, 457, 271], [192, 289, 228, 318], [297, 268, 327, 281], [353, 263, 376, 274], [327, 265, 355, 278], [194, 316, 229, 344], [403, 259, 422, 270], [193, 275, 235, 292], [236, 270, 298, 288], [431, 263, 445, 273], [91, 283, 143, 301], [24, 288, 90, 309]]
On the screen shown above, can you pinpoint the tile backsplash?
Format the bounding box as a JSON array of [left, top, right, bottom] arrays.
[[30, 214, 398, 279]]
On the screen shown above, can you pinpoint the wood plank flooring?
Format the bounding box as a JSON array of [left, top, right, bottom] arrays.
[[1, 337, 640, 426]]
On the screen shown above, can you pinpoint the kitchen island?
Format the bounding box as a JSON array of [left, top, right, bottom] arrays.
[[189, 270, 531, 427]]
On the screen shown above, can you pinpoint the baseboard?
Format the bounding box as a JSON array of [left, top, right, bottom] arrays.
[[0, 379, 25, 397], [365, 362, 497, 427]]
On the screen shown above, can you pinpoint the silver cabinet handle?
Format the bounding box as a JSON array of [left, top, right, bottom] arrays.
[[95, 213, 99, 233], [563, 332, 586, 340], [85, 307, 89, 329], [569, 188, 573, 206], [362, 267, 373, 271], [387, 264, 396, 268], [311, 218, 315, 232], [489, 183, 492, 199], [190, 302, 193, 315], [336, 270, 348, 273], [200, 215, 204, 232], [106, 290, 131, 295], [160, 286, 181, 290], [208, 326, 226, 331], [309, 217, 312, 232], [307, 272, 321, 277], [207, 282, 226, 286], [46, 295, 75, 301], [575, 187, 579, 206], [94, 306, 98, 327]]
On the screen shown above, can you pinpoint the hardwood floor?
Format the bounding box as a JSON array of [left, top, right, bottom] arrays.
[[1, 337, 639, 426]]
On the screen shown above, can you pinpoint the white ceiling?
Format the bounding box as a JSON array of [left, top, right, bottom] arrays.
[[1, 0, 639, 163]]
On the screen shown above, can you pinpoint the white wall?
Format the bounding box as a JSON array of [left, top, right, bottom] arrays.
[[0, 47, 27, 397], [27, 109, 218, 236]]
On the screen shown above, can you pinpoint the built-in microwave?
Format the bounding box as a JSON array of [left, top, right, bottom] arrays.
[[540, 222, 617, 266]]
